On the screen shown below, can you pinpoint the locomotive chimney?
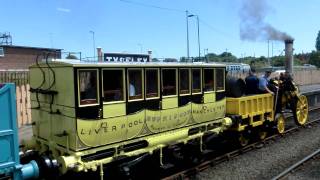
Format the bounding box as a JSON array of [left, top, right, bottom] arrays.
[[284, 39, 294, 75], [97, 47, 103, 62]]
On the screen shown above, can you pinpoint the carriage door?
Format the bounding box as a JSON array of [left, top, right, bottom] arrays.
[[77, 69, 101, 119], [127, 68, 144, 114], [102, 69, 126, 118], [161, 68, 178, 109], [179, 68, 191, 106], [145, 68, 160, 110], [203, 68, 215, 103]]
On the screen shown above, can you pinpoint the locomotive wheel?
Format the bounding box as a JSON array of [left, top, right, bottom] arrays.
[[238, 133, 249, 147], [276, 114, 285, 134], [293, 95, 308, 126]]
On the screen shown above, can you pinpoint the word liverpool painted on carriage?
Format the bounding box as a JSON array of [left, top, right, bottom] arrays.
[[104, 53, 150, 62]]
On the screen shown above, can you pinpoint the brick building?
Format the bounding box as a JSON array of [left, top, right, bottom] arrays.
[[0, 45, 62, 70]]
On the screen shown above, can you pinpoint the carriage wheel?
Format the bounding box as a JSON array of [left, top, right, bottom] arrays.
[[276, 114, 285, 134], [258, 129, 268, 140], [293, 95, 308, 126], [238, 133, 249, 147]]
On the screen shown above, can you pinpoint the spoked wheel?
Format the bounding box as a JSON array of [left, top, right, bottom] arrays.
[[293, 95, 309, 126], [276, 114, 285, 134], [238, 133, 249, 147]]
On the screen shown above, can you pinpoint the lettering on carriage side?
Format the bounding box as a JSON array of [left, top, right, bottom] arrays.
[[80, 119, 144, 135], [80, 122, 108, 135]]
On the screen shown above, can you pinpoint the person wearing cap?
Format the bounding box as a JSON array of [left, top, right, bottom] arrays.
[[245, 68, 259, 94], [258, 70, 274, 94]]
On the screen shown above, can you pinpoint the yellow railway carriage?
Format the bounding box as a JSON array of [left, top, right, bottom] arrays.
[[28, 60, 232, 174]]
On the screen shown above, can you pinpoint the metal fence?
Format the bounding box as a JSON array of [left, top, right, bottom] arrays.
[[0, 70, 31, 127], [0, 70, 29, 85]]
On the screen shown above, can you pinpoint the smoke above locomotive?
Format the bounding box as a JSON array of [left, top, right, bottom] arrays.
[[239, 0, 293, 42]]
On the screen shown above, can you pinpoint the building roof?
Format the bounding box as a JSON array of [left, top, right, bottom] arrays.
[[0, 45, 62, 51]]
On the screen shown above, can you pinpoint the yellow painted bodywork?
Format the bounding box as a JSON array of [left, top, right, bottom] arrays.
[[77, 99, 226, 147], [28, 61, 230, 174], [226, 93, 274, 131], [103, 103, 126, 118]]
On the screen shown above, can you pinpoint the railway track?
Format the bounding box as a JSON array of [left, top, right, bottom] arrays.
[[271, 148, 320, 180], [162, 107, 320, 180]]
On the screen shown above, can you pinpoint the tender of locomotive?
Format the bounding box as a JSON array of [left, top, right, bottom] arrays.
[[26, 60, 232, 177], [225, 74, 309, 146]]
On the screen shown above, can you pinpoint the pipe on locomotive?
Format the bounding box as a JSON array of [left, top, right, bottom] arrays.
[[284, 39, 294, 76]]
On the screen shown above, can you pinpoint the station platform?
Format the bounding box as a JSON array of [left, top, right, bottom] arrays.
[[299, 84, 320, 95]]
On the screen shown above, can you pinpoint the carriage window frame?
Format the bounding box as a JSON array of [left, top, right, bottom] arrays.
[[191, 68, 202, 95], [102, 68, 126, 105], [203, 68, 215, 93], [215, 68, 225, 92], [161, 68, 178, 97], [145, 68, 160, 100], [179, 68, 191, 96], [77, 69, 100, 107], [127, 68, 144, 102]]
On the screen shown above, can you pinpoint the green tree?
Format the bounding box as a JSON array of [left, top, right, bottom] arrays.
[[316, 30, 320, 51], [309, 51, 320, 67], [66, 54, 78, 59]]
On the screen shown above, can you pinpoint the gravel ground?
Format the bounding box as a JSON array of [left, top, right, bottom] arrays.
[[285, 154, 320, 180], [196, 111, 320, 180]]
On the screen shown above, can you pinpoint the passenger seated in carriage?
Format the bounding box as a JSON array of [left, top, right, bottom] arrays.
[[245, 68, 259, 95], [258, 70, 274, 95]]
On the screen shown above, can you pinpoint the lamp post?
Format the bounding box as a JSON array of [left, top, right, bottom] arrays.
[[138, 43, 143, 53], [186, 10, 190, 61], [187, 13, 201, 61], [89, 31, 96, 60]]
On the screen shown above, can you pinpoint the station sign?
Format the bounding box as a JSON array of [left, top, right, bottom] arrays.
[[104, 53, 150, 62]]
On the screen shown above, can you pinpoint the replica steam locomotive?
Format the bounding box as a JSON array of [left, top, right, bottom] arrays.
[[0, 57, 308, 179]]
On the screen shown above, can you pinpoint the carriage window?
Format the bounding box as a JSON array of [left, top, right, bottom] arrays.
[[128, 69, 143, 100], [79, 70, 98, 105], [180, 69, 190, 95], [192, 69, 201, 93], [204, 69, 214, 92], [162, 69, 177, 96], [103, 69, 124, 102], [216, 68, 225, 91], [146, 69, 159, 99]]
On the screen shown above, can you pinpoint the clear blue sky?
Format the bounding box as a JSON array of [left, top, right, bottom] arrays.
[[1, 0, 319, 59]]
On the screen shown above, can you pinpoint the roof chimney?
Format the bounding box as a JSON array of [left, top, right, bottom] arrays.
[[97, 47, 103, 62]]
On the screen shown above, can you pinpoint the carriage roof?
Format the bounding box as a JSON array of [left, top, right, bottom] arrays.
[[30, 59, 226, 68]]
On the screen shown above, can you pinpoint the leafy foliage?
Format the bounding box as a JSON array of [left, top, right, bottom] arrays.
[[316, 30, 320, 51], [309, 51, 320, 67]]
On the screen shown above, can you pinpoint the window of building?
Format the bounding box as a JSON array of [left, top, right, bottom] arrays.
[[78, 69, 99, 106], [216, 68, 225, 91], [204, 69, 214, 92], [180, 69, 190, 95], [128, 69, 143, 100], [0, 47, 4, 57], [192, 69, 201, 94], [162, 69, 177, 96], [103, 69, 124, 102], [146, 69, 159, 99]]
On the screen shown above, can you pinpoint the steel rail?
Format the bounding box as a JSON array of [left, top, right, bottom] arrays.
[[162, 106, 320, 180], [271, 148, 320, 180]]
